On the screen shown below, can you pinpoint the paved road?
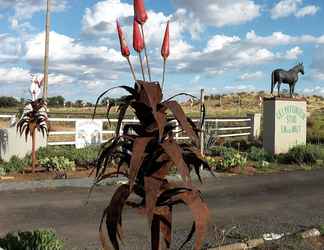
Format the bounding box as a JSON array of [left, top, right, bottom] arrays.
[[1, 170, 324, 249]]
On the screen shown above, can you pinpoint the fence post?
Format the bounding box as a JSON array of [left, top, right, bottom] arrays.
[[247, 113, 261, 141], [200, 89, 205, 156]]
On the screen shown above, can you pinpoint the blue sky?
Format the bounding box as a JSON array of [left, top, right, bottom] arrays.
[[0, 0, 323, 101]]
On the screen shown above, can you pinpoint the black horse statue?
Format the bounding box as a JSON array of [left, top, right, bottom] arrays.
[[271, 62, 304, 97]]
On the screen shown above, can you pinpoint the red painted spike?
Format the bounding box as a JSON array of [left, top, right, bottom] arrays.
[[133, 20, 144, 53], [161, 21, 170, 60], [134, 0, 148, 25], [116, 20, 130, 57]]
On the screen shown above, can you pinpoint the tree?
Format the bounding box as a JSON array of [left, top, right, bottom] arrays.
[[74, 100, 85, 107], [47, 96, 65, 106], [0, 96, 19, 107]]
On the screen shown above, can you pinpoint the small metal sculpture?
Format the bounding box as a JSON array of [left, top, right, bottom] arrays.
[[29, 74, 44, 101], [271, 62, 304, 97], [17, 75, 48, 173]]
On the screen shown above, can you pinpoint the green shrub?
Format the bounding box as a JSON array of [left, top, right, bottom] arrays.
[[283, 144, 321, 165], [208, 146, 237, 157], [0, 229, 64, 250], [37, 145, 99, 164], [216, 149, 247, 171], [247, 146, 273, 162], [0, 156, 30, 174], [0, 166, 6, 176], [39, 156, 76, 172]]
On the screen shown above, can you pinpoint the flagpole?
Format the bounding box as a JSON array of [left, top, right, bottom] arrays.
[[43, 0, 51, 101]]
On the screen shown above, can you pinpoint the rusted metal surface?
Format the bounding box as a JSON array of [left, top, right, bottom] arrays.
[[92, 2, 211, 249]]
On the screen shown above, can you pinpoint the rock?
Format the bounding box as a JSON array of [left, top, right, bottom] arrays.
[[246, 238, 264, 248], [300, 228, 321, 239], [209, 243, 248, 250]]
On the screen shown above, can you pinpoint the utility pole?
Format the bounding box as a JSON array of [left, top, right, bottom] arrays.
[[43, 0, 51, 100], [200, 89, 205, 156]]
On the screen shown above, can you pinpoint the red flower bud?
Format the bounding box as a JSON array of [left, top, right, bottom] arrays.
[[161, 21, 170, 60], [134, 0, 148, 25], [116, 20, 130, 57], [133, 20, 144, 53]]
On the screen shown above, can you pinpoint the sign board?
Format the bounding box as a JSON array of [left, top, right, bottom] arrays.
[[263, 97, 307, 154], [75, 119, 102, 149]]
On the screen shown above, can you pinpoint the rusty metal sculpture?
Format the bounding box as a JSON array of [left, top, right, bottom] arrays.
[[16, 77, 48, 173], [92, 1, 211, 249]]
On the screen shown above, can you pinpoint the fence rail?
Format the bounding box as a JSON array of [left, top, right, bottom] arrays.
[[0, 114, 259, 147]]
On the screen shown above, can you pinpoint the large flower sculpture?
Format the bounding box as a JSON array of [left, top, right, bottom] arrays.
[[92, 1, 212, 249]]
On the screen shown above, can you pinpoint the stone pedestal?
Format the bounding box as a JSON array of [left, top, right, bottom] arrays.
[[263, 97, 307, 155]]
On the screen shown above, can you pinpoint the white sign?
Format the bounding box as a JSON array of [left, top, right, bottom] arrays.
[[75, 120, 102, 149]]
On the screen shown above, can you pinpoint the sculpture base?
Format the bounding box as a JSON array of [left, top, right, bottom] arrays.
[[263, 97, 307, 155]]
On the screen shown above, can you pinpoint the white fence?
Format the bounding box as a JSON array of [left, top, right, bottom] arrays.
[[0, 114, 260, 147]]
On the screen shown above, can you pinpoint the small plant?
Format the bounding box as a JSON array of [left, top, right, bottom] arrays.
[[208, 146, 237, 157], [217, 150, 247, 171], [0, 229, 64, 250], [0, 156, 30, 174], [0, 166, 6, 176], [247, 146, 273, 163], [37, 145, 99, 167], [283, 144, 321, 165], [319, 224, 324, 235], [39, 156, 76, 172]]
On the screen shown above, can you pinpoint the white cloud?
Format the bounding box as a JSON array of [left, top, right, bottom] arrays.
[[0, 0, 68, 20], [205, 35, 240, 52], [25, 31, 123, 64], [284, 46, 303, 59], [225, 84, 256, 91], [239, 71, 264, 81], [0, 67, 30, 84], [246, 30, 324, 47], [173, 0, 261, 27], [82, 0, 133, 35], [302, 86, 324, 95], [295, 5, 320, 17], [0, 33, 22, 63], [270, 0, 319, 19]]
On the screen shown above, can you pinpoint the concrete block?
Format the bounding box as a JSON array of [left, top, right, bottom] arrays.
[[263, 97, 307, 155], [0, 127, 47, 162]]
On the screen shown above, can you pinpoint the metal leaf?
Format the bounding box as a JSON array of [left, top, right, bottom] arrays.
[[163, 100, 199, 146], [100, 184, 130, 250], [129, 137, 153, 191], [161, 140, 191, 185]]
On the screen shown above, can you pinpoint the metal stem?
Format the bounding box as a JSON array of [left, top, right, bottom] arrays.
[[161, 58, 166, 91], [43, 0, 51, 101], [126, 56, 137, 82], [138, 52, 146, 81], [140, 24, 151, 82]]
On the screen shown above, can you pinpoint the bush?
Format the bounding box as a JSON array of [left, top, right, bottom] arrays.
[[208, 146, 247, 171], [0, 229, 64, 250], [39, 156, 76, 172], [0, 166, 6, 176], [283, 144, 322, 165], [0, 156, 30, 174], [217, 150, 247, 171], [247, 146, 273, 162], [208, 146, 237, 157], [37, 145, 99, 165]]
